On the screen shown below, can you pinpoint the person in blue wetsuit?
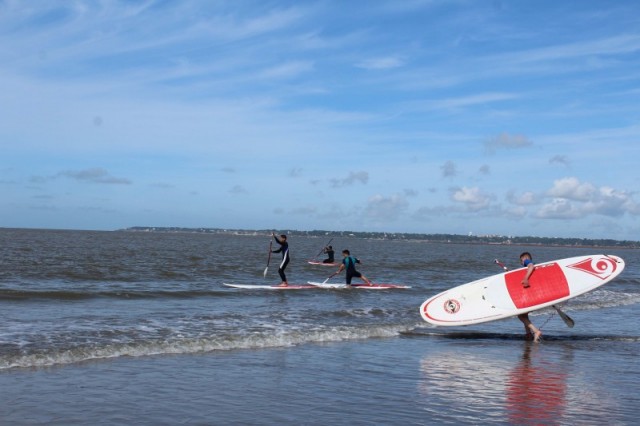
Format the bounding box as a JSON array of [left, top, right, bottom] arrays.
[[272, 233, 290, 287], [517, 252, 542, 342], [336, 249, 371, 285]]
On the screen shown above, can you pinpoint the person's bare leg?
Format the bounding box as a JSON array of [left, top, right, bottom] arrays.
[[529, 324, 542, 342], [518, 314, 542, 342]]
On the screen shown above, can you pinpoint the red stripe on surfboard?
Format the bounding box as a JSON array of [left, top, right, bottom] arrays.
[[505, 263, 570, 309]]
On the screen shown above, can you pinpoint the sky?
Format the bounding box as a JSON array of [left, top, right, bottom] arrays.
[[1, 0, 639, 239]]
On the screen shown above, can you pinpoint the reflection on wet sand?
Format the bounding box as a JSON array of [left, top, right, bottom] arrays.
[[505, 344, 567, 424], [418, 342, 568, 424]]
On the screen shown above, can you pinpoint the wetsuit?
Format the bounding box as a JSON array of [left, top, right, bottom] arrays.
[[323, 248, 335, 263], [272, 235, 290, 283], [342, 256, 362, 285]]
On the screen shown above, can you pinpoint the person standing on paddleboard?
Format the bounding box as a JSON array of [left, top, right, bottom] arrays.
[[517, 252, 542, 342], [322, 245, 335, 264], [272, 233, 290, 287], [335, 249, 371, 286]]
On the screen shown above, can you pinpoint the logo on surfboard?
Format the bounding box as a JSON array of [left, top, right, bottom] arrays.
[[567, 256, 618, 280], [443, 299, 461, 314]]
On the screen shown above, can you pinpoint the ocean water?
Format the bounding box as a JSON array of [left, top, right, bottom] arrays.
[[1, 228, 639, 425]]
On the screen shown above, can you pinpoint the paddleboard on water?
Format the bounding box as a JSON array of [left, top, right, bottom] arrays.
[[307, 260, 339, 266], [420, 254, 625, 326], [308, 281, 411, 289], [223, 283, 317, 290]]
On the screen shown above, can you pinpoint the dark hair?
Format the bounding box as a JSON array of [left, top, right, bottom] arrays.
[[342, 249, 350, 255], [519, 252, 532, 259], [280, 234, 287, 239]]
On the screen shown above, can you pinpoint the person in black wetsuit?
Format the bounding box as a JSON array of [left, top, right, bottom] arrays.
[[335, 249, 371, 285], [322, 245, 335, 263], [272, 233, 290, 286]]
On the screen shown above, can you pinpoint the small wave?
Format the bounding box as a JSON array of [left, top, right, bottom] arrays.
[[0, 324, 413, 370], [0, 289, 231, 301], [560, 289, 640, 312]]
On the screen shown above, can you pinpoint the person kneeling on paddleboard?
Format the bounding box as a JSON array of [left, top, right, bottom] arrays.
[[322, 245, 335, 264], [517, 252, 542, 343], [336, 250, 371, 286]]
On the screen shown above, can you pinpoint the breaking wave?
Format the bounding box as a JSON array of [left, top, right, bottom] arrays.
[[0, 323, 415, 370], [0, 288, 230, 301]]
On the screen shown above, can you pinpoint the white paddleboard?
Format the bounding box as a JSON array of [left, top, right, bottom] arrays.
[[420, 254, 624, 326], [308, 281, 411, 289], [307, 260, 339, 266], [223, 283, 317, 290]]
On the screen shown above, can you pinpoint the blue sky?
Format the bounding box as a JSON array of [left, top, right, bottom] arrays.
[[1, 0, 639, 239]]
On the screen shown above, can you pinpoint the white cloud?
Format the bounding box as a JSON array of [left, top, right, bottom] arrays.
[[504, 34, 640, 65], [484, 133, 533, 154], [450, 186, 492, 211], [260, 61, 314, 79], [406, 93, 518, 113], [505, 205, 527, 219], [547, 177, 596, 201], [506, 190, 537, 206], [537, 178, 640, 219], [536, 198, 582, 219], [587, 186, 640, 217], [356, 56, 404, 70], [436, 93, 517, 110], [364, 193, 409, 221]]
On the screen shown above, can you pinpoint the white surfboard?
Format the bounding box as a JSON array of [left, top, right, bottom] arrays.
[[307, 260, 339, 266], [223, 283, 317, 290], [308, 281, 411, 289], [420, 254, 625, 326]]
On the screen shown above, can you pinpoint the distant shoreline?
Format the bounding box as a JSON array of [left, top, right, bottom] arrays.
[[119, 226, 640, 249]]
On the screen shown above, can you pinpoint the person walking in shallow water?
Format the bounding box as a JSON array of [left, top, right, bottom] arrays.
[[517, 252, 542, 342], [272, 233, 290, 287]]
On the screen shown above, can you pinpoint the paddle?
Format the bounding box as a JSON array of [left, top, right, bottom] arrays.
[[315, 238, 334, 259], [322, 272, 336, 284], [494, 259, 575, 328], [263, 240, 273, 278]]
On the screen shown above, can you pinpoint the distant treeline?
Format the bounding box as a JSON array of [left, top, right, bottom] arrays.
[[121, 227, 639, 248]]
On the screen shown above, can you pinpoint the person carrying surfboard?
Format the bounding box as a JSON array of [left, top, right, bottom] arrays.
[[335, 249, 371, 286], [271, 233, 290, 287], [517, 252, 542, 343]]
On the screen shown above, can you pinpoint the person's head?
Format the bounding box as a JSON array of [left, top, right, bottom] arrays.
[[342, 249, 350, 256], [280, 234, 287, 240], [520, 252, 532, 265]]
